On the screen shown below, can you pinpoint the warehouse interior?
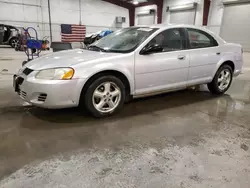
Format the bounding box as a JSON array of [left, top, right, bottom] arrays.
[[0, 0, 250, 187]]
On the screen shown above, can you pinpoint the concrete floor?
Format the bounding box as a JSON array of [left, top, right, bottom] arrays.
[[0, 46, 250, 188]]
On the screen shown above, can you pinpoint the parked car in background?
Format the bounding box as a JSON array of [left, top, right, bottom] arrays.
[[0, 24, 24, 48], [84, 30, 113, 46], [13, 25, 243, 117]]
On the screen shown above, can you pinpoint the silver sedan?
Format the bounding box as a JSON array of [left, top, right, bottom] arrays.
[[14, 25, 243, 117]]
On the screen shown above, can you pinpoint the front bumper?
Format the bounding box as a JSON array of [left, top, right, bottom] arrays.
[[15, 75, 84, 109], [234, 69, 242, 77]]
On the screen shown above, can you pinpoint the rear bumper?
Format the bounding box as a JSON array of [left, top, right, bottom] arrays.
[[16, 77, 85, 109]]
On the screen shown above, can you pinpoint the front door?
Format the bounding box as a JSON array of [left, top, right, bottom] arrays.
[[0, 25, 4, 44], [135, 28, 189, 95], [186, 28, 221, 85]]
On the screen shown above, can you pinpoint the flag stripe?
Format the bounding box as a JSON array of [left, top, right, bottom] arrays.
[[62, 34, 85, 36], [72, 29, 86, 31], [72, 27, 85, 29]]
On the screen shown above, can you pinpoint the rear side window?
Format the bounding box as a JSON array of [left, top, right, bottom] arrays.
[[187, 28, 218, 49]]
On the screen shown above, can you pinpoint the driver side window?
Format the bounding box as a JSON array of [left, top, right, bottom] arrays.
[[148, 28, 185, 52]]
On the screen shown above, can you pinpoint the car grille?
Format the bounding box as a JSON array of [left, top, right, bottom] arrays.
[[23, 68, 33, 76], [18, 90, 27, 99], [16, 77, 24, 85], [38, 94, 47, 102]]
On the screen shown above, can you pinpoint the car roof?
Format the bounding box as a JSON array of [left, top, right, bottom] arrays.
[[133, 24, 214, 33]]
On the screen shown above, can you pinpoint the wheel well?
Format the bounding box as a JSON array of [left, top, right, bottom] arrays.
[[9, 37, 17, 41], [221, 61, 235, 72], [9, 37, 17, 45], [80, 70, 131, 101]]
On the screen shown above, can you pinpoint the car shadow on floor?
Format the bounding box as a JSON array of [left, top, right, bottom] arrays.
[[18, 89, 231, 130]]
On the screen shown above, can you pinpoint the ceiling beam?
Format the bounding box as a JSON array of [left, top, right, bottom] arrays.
[[156, 0, 163, 24], [129, 7, 135, 26], [102, 0, 133, 9], [135, 1, 155, 7], [203, 0, 211, 25]]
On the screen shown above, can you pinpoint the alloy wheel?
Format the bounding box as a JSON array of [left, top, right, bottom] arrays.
[[217, 69, 231, 91], [11, 39, 18, 48], [92, 82, 121, 113]]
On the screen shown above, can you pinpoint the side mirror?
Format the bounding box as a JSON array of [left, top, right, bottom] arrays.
[[140, 44, 163, 55]]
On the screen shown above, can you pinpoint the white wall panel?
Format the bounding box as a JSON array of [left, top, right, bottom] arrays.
[[51, 9, 79, 24], [40, 0, 49, 7], [59, 0, 80, 11], [0, 3, 24, 21], [23, 6, 42, 22], [0, 0, 129, 42], [41, 6, 49, 22], [81, 0, 129, 27], [6, 0, 23, 3], [22, 0, 40, 6]]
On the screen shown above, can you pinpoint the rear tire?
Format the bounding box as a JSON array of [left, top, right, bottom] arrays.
[[82, 75, 125, 118], [207, 65, 233, 94]]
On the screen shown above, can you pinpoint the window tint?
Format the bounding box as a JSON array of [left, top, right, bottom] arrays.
[[187, 28, 218, 49], [148, 28, 185, 52]]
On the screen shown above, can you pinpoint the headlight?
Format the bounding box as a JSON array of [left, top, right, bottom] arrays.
[[35, 68, 74, 80]]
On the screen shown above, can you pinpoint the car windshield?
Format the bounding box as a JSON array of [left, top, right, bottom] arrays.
[[88, 27, 158, 53]]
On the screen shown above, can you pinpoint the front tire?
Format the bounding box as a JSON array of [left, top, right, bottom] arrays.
[[9, 38, 18, 48], [83, 76, 125, 118], [207, 65, 233, 94]]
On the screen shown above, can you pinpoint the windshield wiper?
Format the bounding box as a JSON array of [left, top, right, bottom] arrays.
[[88, 45, 107, 52]]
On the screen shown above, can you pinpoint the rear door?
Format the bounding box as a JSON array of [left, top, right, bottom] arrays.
[[0, 24, 4, 44], [186, 28, 221, 85]]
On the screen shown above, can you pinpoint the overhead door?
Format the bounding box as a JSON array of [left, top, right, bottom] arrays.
[[170, 9, 196, 24], [137, 14, 155, 25], [220, 3, 250, 51], [168, 3, 197, 25]]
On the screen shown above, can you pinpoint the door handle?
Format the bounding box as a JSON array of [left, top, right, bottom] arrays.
[[216, 52, 221, 55], [178, 55, 185, 60]]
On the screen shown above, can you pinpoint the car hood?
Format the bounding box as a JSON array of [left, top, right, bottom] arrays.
[[25, 49, 123, 70]]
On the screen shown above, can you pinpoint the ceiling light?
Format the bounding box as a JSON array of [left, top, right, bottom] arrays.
[[133, 1, 139, 5]]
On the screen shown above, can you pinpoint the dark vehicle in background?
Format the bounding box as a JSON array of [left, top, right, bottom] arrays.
[[0, 24, 24, 48]]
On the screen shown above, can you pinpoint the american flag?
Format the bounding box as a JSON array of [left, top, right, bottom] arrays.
[[61, 24, 86, 42]]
